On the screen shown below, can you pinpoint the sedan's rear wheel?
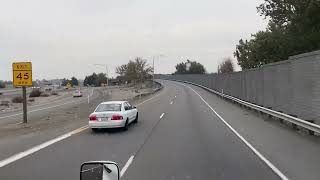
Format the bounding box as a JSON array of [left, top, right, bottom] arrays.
[[91, 128, 99, 132], [123, 119, 129, 131], [133, 113, 138, 123]]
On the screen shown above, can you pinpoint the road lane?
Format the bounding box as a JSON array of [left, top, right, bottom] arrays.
[[122, 81, 281, 180], [178, 81, 320, 180], [0, 81, 177, 180]]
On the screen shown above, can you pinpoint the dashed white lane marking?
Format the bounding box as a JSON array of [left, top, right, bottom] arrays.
[[170, 101, 173, 105], [120, 155, 134, 177], [179, 82, 289, 180], [121, 112, 166, 177], [160, 113, 165, 119], [0, 125, 88, 168]]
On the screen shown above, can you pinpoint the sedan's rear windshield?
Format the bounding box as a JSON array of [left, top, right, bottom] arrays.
[[95, 104, 121, 112]]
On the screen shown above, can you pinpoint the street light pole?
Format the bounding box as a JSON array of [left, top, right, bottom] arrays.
[[153, 56, 155, 82], [152, 54, 165, 82]]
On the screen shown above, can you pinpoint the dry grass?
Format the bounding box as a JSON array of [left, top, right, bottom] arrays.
[[28, 98, 35, 102], [40, 93, 50, 97], [29, 89, 42, 97], [12, 96, 23, 103]]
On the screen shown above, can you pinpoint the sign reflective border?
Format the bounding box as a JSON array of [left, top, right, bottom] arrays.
[[12, 62, 32, 87]]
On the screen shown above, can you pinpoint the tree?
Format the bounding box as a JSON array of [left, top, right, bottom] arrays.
[[235, 0, 320, 70], [175, 62, 188, 74], [115, 57, 153, 84], [188, 60, 206, 74], [84, 73, 107, 87], [174, 60, 206, 74], [135, 57, 153, 82], [71, 77, 79, 86], [84, 73, 98, 87], [61, 78, 70, 86], [97, 73, 108, 85], [126, 60, 139, 83], [218, 58, 234, 74], [258, 0, 320, 54], [235, 26, 288, 69], [115, 64, 128, 76]]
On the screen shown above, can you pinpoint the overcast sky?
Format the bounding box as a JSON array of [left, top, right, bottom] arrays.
[[0, 0, 267, 81]]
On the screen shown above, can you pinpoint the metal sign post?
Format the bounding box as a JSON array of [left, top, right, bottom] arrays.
[[22, 86, 27, 123], [12, 62, 32, 123]]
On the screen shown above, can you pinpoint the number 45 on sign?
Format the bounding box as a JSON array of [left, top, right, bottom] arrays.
[[12, 62, 33, 87]]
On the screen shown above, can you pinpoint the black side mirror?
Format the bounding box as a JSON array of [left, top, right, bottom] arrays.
[[132, 106, 136, 109]]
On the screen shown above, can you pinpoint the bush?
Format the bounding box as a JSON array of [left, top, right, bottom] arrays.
[[51, 91, 59, 95], [28, 98, 35, 102], [40, 93, 50, 97], [29, 89, 42, 97], [0, 81, 5, 88], [12, 96, 23, 103]]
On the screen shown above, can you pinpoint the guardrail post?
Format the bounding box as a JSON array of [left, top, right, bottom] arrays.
[[306, 120, 315, 136], [278, 111, 284, 123], [289, 114, 299, 130]]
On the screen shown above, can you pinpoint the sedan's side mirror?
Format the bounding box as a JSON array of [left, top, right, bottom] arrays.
[[132, 106, 137, 109], [80, 161, 120, 180]]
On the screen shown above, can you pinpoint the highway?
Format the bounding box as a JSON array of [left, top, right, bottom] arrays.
[[0, 80, 320, 180]]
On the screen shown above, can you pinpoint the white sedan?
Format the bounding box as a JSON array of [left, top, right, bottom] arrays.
[[73, 90, 83, 97], [88, 101, 138, 132]]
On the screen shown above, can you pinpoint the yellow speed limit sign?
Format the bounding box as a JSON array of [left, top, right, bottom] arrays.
[[12, 62, 33, 87]]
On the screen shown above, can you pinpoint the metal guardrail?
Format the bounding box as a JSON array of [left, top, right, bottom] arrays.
[[168, 79, 320, 135]]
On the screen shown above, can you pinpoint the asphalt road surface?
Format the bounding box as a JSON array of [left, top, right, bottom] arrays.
[[0, 80, 319, 180]]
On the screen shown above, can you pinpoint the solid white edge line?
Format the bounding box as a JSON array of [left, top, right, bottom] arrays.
[[160, 113, 165, 119], [180, 83, 289, 180], [0, 125, 88, 168], [120, 155, 134, 177], [0, 133, 71, 168]]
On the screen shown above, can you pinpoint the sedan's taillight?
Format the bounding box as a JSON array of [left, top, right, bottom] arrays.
[[89, 115, 97, 121], [111, 115, 123, 120]]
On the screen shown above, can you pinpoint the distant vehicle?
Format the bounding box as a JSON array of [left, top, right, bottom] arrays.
[[88, 101, 138, 132], [73, 90, 83, 97]]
